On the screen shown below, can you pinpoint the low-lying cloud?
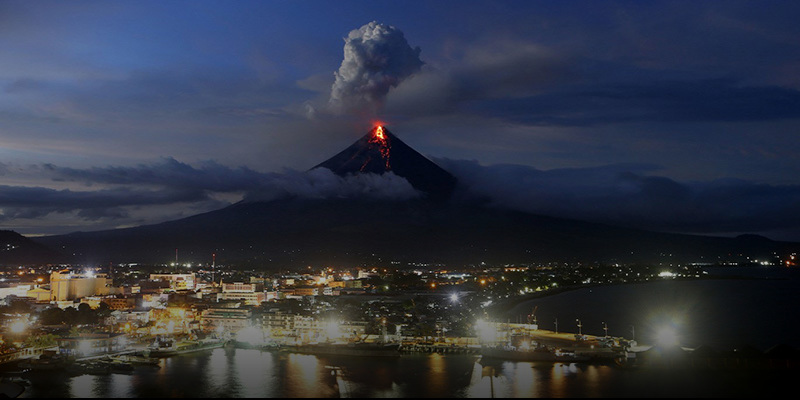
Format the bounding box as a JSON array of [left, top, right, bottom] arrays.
[[438, 158, 800, 240], [0, 159, 419, 234]]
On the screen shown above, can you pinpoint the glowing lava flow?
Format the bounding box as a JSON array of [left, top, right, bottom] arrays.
[[367, 125, 392, 170]]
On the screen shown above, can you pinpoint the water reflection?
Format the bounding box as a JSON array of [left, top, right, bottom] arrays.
[[14, 346, 796, 398]]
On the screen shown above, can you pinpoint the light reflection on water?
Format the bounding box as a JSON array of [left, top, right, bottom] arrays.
[[15, 348, 795, 398]]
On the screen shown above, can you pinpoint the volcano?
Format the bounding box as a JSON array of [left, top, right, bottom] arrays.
[[313, 126, 457, 200], [18, 126, 800, 267]]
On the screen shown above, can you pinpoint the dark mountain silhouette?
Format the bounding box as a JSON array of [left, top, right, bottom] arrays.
[[26, 198, 800, 267], [0, 230, 66, 265], [15, 126, 800, 267]]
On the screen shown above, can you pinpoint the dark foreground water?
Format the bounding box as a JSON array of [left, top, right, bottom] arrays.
[[507, 266, 800, 351], [17, 348, 795, 398], [14, 269, 800, 398]]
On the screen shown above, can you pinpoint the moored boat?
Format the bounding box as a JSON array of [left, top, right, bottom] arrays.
[[148, 337, 227, 357], [19, 351, 72, 371], [111, 354, 160, 367], [480, 345, 591, 362]]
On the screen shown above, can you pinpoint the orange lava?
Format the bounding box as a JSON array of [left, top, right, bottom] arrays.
[[368, 125, 391, 169]]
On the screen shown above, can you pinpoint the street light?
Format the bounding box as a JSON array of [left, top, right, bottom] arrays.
[[576, 319, 582, 335]]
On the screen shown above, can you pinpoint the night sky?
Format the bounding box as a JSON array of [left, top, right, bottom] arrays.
[[2, 0, 800, 241]]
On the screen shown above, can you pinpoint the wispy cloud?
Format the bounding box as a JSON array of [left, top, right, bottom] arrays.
[[438, 158, 800, 240]]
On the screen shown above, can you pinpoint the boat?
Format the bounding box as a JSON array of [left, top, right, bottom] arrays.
[[111, 354, 160, 367], [83, 361, 111, 375], [282, 342, 402, 357], [147, 337, 227, 357], [480, 345, 591, 363], [101, 358, 135, 373], [19, 351, 72, 371], [66, 360, 111, 376]]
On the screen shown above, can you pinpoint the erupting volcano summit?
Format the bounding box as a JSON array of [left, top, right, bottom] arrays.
[[313, 125, 457, 200]]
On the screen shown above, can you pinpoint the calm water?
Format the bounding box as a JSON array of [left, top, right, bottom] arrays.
[[14, 270, 799, 398], [17, 348, 795, 398], [507, 266, 800, 351]]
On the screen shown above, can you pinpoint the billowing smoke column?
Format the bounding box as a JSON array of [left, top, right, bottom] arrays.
[[329, 21, 423, 114]]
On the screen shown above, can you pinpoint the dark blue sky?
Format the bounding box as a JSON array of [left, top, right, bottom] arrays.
[[2, 0, 800, 241]]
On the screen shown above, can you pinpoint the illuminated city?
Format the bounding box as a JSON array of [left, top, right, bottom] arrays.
[[1, 1, 800, 398]]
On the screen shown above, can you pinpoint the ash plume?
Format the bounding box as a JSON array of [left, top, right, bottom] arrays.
[[329, 21, 423, 115]]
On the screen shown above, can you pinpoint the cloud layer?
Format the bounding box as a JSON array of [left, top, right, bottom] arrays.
[[438, 158, 800, 240], [0, 159, 419, 235], [3, 156, 800, 241]]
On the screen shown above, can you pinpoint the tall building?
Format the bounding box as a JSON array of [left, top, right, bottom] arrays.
[[50, 270, 109, 301]]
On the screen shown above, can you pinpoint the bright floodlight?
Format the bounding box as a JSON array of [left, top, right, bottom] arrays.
[[9, 320, 26, 333], [236, 326, 265, 346], [79, 340, 92, 355], [656, 326, 679, 347], [450, 293, 459, 303], [325, 320, 341, 341]]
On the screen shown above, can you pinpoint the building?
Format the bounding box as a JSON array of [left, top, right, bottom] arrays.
[[217, 282, 265, 306], [57, 333, 128, 357], [260, 310, 368, 343], [49, 270, 109, 302], [101, 296, 137, 311], [200, 308, 251, 333], [0, 284, 33, 301], [261, 310, 296, 337], [294, 286, 318, 296], [149, 273, 196, 291], [26, 287, 50, 302]]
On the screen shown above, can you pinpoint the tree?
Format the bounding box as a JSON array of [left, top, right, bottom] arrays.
[[40, 307, 66, 325], [8, 299, 31, 314], [77, 303, 96, 325], [63, 306, 79, 326], [23, 334, 57, 349], [96, 302, 112, 320]]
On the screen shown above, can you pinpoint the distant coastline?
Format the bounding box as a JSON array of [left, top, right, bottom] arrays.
[[488, 270, 776, 319]]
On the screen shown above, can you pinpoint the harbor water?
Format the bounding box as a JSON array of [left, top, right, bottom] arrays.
[[16, 347, 795, 398]]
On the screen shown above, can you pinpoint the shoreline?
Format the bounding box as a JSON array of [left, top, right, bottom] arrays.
[[485, 273, 773, 318]]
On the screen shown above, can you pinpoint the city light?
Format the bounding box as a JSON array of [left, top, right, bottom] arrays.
[[324, 320, 342, 342], [236, 326, 266, 347], [9, 320, 27, 333], [475, 319, 497, 343], [656, 326, 679, 347], [79, 340, 92, 355]]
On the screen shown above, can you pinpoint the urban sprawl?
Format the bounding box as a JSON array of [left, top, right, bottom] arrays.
[[0, 254, 793, 364]]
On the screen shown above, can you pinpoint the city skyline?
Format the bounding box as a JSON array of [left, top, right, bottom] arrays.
[[2, 0, 800, 241]]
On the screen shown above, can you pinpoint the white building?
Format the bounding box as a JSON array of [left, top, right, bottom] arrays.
[[50, 270, 109, 301]]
